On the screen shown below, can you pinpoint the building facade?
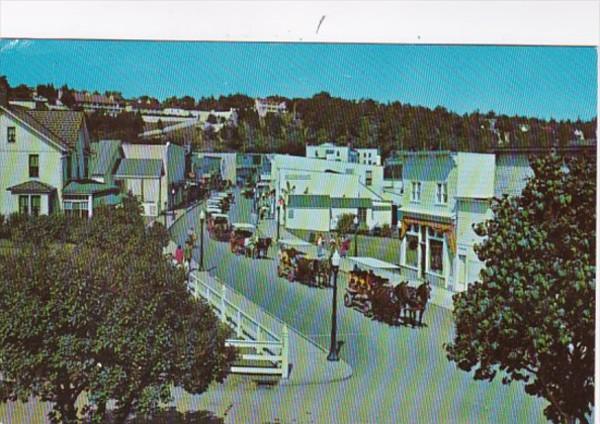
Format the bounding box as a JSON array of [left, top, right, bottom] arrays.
[[396, 151, 495, 291]]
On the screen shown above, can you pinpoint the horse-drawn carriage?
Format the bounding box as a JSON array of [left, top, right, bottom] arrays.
[[208, 196, 230, 213], [207, 213, 230, 241], [229, 223, 256, 255], [344, 257, 432, 327], [277, 239, 330, 288]]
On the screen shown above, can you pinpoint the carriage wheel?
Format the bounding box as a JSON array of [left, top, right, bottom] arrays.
[[343, 293, 352, 307], [363, 301, 373, 317]]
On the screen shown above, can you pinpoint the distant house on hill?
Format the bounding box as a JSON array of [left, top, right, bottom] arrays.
[[70, 91, 124, 116], [254, 98, 286, 118]]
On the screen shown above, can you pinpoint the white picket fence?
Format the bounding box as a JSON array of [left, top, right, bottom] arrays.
[[188, 272, 289, 379]]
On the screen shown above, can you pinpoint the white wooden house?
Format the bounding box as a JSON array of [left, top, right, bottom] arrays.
[[0, 85, 119, 218], [397, 151, 495, 292]]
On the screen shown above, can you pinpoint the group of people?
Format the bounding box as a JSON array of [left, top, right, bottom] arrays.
[[174, 226, 197, 275], [315, 233, 352, 259]]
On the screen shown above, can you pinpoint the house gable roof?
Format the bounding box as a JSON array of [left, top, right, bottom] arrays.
[[90, 139, 122, 176], [4, 106, 85, 151], [115, 159, 164, 178]]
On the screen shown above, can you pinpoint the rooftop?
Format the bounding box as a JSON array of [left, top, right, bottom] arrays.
[[5, 106, 85, 151], [115, 159, 164, 178]]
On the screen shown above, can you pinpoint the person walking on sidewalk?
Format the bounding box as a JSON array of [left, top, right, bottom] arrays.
[[183, 241, 193, 275], [175, 245, 184, 267], [187, 226, 197, 246]]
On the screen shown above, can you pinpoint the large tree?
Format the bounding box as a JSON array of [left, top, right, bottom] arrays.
[[445, 154, 595, 424], [0, 198, 235, 423]]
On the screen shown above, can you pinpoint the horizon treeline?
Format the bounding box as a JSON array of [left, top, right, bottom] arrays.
[[5, 79, 597, 158]]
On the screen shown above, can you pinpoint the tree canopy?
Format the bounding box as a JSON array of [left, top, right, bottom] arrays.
[[0, 197, 235, 423], [445, 154, 595, 424]]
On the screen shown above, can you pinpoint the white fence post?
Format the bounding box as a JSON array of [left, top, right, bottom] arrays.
[[236, 310, 242, 338], [220, 285, 226, 322], [281, 325, 289, 379]]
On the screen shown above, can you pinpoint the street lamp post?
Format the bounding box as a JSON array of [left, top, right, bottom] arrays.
[[327, 250, 341, 362], [163, 202, 168, 227], [276, 205, 281, 241], [353, 215, 359, 257], [199, 209, 205, 271]]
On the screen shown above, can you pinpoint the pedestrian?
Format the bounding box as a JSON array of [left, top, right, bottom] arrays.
[[175, 244, 184, 266], [316, 233, 324, 259], [183, 241, 193, 274], [187, 226, 196, 243]]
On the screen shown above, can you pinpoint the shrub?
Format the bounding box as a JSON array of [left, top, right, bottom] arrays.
[[381, 223, 392, 238], [336, 213, 355, 235]]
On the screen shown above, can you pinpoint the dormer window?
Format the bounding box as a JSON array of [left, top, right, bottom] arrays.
[[411, 181, 422, 202], [436, 182, 448, 204]]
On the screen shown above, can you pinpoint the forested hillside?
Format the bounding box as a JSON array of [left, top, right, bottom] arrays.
[[5, 78, 596, 159]]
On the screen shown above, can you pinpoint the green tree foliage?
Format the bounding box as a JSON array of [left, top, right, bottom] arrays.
[[445, 154, 595, 424], [9, 84, 33, 100], [36, 84, 58, 103], [0, 198, 236, 423], [59, 85, 76, 108], [336, 213, 356, 235], [87, 111, 145, 142], [3, 79, 596, 158]]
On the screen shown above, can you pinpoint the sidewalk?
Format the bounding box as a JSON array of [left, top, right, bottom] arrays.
[[259, 218, 455, 311]]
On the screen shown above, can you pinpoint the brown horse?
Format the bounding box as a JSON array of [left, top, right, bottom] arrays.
[[395, 281, 431, 327], [413, 281, 432, 326], [253, 237, 272, 258]]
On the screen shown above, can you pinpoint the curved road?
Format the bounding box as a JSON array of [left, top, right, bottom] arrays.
[[171, 189, 546, 424]]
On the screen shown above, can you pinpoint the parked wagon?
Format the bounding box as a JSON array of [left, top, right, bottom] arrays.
[[343, 257, 432, 326], [276, 239, 330, 288], [230, 223, 256, 255], [208, 213, 231, 241]]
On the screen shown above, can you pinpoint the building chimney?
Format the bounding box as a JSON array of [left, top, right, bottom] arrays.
[[0, 77, 9, 107]]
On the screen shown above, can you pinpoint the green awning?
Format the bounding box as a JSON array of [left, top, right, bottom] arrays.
[[63, 180, 119, 196], [115, 159, 163, 178]]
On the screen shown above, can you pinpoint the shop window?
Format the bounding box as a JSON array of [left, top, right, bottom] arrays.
[[405, 234, 419, 268], [429, 238, 444, 274]]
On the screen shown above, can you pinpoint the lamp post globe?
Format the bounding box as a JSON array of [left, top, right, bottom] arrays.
[[327, 250, 341, 362]]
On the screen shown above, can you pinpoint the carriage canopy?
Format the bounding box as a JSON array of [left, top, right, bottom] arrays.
[[348, 257, 400, 270], [206, 207, 222, 214], [277, 238, 312, 248]]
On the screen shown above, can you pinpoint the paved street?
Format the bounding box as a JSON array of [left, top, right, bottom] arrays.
[[169, 189, 548, 423]]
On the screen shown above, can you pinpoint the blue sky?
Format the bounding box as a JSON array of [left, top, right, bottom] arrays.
[[0, 39, 596, 120]]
